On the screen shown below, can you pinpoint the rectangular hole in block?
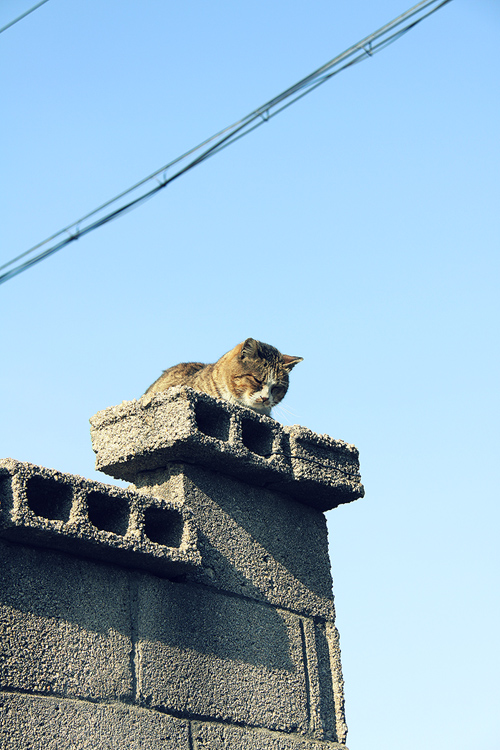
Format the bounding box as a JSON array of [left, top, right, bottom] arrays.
[[86, 491, 130, 536], [26, 475, 73, 522], [295, 437, 340, 465], [241, 418, 274, 457], [0, 473, 13, 511], [194, 399, 230, 441], [0, 472, 12, 506], [143, 506, 184, 547]]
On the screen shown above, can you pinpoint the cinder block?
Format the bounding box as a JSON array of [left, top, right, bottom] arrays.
[[133, 463, 336, 620], [90, 387, 290, 486], [300, 619, 347, 744], [324, 622, 348, 746], [0, 692, 191, 750], [90, 387, 364, 510], [0, 539, 132, 701], [273, 427, 364, 510], [136, 576, 309, 733], [192, 721, 348, 749], [0, 458, 200, 576]]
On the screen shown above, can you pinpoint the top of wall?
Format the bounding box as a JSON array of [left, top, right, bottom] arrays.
[[0, 457, 200, 577], [90, 386, 364, 512]]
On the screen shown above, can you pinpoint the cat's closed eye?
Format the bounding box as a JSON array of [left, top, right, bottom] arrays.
[[247, 375, 262, 385]]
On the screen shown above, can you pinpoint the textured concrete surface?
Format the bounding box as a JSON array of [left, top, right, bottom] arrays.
[[136, 575, 308, 731], [0, 458, 200, 575], [0, 539, 132, 701], [0, 536, 345, 742], [0, 387, 361, 748], [302, 620, 347, 744], [0, 692, 191, 750], [192, 721, 347, 749], [90, 387, 364, 510], [133, 463, 336, 620]]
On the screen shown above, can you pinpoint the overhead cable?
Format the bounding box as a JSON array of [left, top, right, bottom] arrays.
[[0, 0, 50, 35], [0, 0, 453, 285]]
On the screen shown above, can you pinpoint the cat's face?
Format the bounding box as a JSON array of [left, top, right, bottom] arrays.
[[226, 338, 303, 416]]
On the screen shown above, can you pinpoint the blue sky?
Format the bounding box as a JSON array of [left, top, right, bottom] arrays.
[[1, 1, 499, 748]]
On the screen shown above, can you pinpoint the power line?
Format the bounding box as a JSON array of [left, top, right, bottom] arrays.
[[0, 0, 453, 286], [0, 0, 50, 35]]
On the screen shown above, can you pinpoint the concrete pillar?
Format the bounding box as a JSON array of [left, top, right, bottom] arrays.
[[0, 386, 363, 749]]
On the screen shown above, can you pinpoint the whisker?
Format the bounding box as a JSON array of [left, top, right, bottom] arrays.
[[275, 403, 301, 418], [273, 403, 302, 425]]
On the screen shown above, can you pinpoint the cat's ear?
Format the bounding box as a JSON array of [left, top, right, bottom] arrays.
[[282, 354, 303, 371], [240, 338, 259, 359]]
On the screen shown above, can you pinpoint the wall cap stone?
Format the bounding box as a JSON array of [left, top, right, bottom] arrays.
[[90, 386, 364, 511]]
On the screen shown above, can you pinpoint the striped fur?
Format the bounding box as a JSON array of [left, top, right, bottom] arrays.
[[145, 338, 302, 416]]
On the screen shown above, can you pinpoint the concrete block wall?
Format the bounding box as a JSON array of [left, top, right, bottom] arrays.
[[0, 387, 364, 749]]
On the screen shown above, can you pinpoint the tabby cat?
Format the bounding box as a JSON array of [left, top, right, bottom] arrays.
[[145, 338, 302, 416]]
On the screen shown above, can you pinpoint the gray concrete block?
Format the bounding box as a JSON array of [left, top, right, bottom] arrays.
[[300, 620, 347, 744], [192, 721, 348, 749], [0, 458, 200, 576], [0, 692, 191, 750], [90, 387, 364, 510], [277, 426, 364, 509], [326, 624, 348, 746], [90, 387, 290, 485], [136, 576, 309, 732], [132, 463, 336, 620], [0, 539, 132, 701]]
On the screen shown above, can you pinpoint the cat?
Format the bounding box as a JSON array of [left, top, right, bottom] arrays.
[[144, 338, 303, 416]]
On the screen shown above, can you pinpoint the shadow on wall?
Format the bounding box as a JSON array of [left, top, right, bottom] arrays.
[[0, 538, 296, 673], [137, 574, 297, 672], [168, 464, 335, 611]]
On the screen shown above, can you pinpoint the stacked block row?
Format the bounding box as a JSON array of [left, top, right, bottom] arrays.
[[0, 458, 200, 576], [0, 537, 346, 748], [1, 694, 348, 750]]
